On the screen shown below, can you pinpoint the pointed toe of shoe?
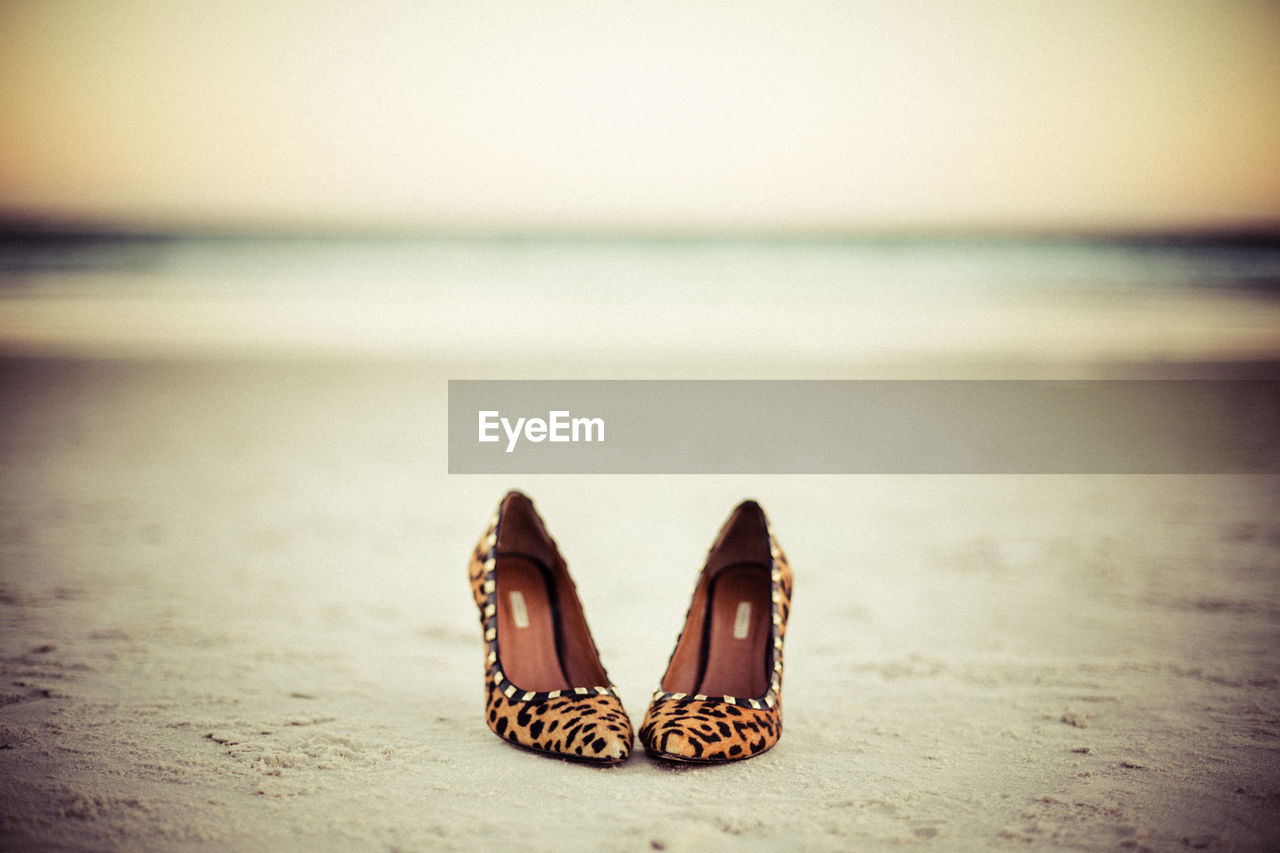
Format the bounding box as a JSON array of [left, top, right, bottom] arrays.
[[486, 683, 633, 764], [640, 717, 731, 763], [538, 724, 633, 764], [640, 695, 782, 763]]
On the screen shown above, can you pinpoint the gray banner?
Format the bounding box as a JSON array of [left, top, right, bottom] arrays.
[[447, 380, 1280, 474]]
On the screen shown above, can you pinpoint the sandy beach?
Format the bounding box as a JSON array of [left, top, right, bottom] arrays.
[[1, 354, 1277, 850], [5, 0, 1280, 846]]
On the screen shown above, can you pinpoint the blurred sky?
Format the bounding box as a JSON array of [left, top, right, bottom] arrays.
[[1, 0, 1279, 234]]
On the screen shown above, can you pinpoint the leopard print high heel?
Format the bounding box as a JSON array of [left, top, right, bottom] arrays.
[[467, 491, 633, 764], [640, 500, 793, 763]]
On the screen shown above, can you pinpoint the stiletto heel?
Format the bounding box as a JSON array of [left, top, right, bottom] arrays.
[[467, 491, 633, 763], [640, 500, 792, 763]]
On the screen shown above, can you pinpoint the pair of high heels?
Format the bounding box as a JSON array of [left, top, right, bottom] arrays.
[[465, 490, 793, 765]]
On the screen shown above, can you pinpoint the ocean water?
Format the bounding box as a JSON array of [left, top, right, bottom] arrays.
[[1, 233, 1279, 363]]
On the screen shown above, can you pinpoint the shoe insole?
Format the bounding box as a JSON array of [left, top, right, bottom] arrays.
[[494, 554, 572, 692], [696, 564, 771, 698]]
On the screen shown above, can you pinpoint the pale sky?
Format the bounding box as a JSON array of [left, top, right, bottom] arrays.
[[1, 0, 1278, 233]]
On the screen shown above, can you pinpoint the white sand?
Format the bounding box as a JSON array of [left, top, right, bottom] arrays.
[[1, 356, 1278, 850]]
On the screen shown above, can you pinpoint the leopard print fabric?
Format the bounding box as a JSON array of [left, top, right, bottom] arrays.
[[639, 695, 781, 761]]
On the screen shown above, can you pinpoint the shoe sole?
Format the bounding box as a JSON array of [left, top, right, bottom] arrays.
[[643, 741, 776, 765], [508, 738, 629, 766]]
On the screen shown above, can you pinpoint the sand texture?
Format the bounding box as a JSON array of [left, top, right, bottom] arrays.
[[1, 357, 1279, 850]]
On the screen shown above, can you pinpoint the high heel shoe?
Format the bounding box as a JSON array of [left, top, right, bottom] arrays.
[[640, 500, 792, 763], [466, 490, 633, 763]]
